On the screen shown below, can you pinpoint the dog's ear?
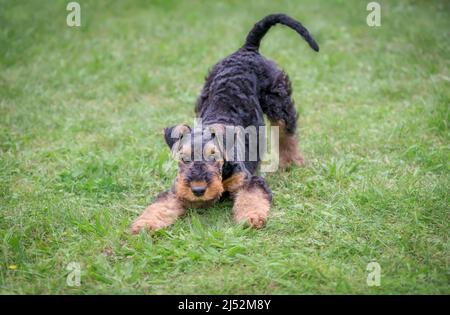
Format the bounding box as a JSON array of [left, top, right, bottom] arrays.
[[163, 124, 191, 150]]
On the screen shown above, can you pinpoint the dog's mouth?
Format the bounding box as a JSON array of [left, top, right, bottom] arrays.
[[182, 194, 221, 208], [182, 184, 224, 207], [174, 175, 224, 207]]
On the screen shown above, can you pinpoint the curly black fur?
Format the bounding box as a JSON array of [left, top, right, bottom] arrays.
[[194, 13, 318, 175], [164, 14, 318, 203]]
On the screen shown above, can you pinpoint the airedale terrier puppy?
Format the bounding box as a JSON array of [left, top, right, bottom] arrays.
[[131, 14, 319, 233]]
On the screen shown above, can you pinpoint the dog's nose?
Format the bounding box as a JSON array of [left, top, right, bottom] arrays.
[[191, 186, 206, 197]]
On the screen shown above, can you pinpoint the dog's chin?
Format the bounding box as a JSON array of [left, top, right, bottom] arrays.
[[182, 195, 220, 208]]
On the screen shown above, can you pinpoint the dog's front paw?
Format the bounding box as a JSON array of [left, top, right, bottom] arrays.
[[130, 217, 160, 234], [234, 210, 267, 229], [233, 184, 271, 229], [130, 192, 186, 235]]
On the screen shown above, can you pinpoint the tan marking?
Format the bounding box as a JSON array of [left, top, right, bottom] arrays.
[[179, 145, 192, 161], [174, 176, 193, 201], [203, 141, 223, 161], [208, 123, 226, 135], [174, 169, 224, 207], [131, 192, 185, 234], [173, 124, 191, 136], [208, 124, 228, 160], [271, 120, 305, 168], [203, 141, 216, 155], [203, 175, 224, 201], [233, 187, 270, 229], [222, 172, 246, 193]]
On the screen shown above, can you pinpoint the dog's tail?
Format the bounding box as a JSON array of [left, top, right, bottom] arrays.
[[243, 14, 319, 52]]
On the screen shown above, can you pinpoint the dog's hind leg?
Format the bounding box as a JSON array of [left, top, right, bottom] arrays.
[[260, 71, 305, 168]]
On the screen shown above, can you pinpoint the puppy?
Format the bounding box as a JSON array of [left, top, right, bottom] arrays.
[[131, 14, 318, 233]]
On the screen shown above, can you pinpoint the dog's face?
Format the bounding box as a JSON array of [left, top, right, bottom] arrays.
[[164, 124, 225, 205]]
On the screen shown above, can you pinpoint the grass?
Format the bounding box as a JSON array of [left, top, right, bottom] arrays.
[[0, 0, 449, 294]]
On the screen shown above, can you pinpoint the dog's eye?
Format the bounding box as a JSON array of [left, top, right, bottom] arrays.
[[181, 156, 191, 163]]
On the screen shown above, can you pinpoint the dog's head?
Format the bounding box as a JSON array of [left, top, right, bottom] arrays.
[[164, 124, 227, 205]]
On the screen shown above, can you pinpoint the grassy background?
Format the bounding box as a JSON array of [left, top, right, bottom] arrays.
[[0, 0, 449, 294]]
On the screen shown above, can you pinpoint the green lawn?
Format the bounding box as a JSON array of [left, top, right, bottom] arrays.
[[0, 0, 449, 294]]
